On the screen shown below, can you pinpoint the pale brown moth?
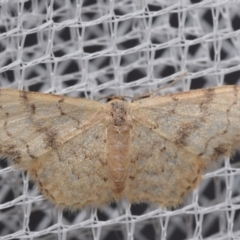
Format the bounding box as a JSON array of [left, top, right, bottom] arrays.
[[0, 86, 240, 210]]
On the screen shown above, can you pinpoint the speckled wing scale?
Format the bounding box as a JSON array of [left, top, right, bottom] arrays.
[[0, 86, 240, 210]]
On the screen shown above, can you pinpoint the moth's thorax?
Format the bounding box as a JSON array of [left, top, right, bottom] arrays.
[[107, 100, 131, 195]]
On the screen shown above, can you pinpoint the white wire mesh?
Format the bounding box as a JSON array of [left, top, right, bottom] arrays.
[[0, 0, 240, 239]]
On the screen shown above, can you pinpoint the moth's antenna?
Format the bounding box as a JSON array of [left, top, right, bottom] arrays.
[[133, 69, 188, 101]]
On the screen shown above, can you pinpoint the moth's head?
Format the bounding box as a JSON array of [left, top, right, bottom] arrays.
[[98, 96, 133, 103]]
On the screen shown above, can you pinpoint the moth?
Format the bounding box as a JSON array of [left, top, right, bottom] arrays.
[[0, 86, 239, 210]]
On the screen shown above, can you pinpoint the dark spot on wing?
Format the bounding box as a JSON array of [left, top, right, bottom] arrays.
[[19, 91, 36, 116], [30, 103, 36, 115], [58, 98, 64, 103], [26, 143, 37, 160], [19, 90, 29, 103], [175, 122, 199, 147], [1, 144, 22, 164], [43, 129, 59, 149], [192, 177, 198, 185], [212, 144, 228, 159], [199, 88, 215, 111]]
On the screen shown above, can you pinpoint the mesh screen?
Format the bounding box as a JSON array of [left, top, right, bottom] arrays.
[[1, 0, 240, 239]]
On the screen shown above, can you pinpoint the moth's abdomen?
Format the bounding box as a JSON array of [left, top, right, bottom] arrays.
[[107, 100, 130, 195]]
